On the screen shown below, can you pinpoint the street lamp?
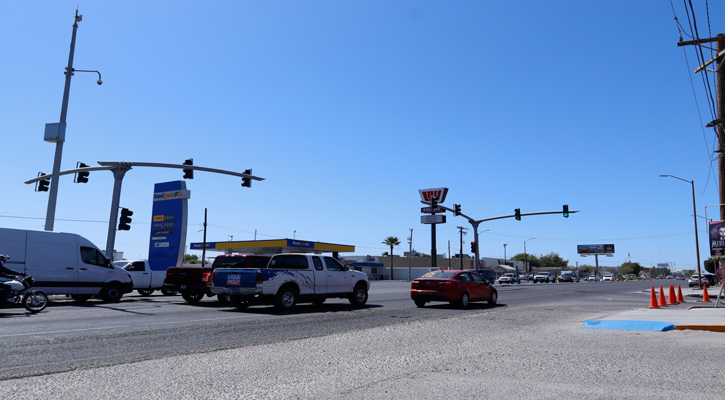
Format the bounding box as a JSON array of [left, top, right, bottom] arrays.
[[44, 10, 103, 231], [659, 175, 703, 289], [503, 243, 508, 272], [524, 238, 535, 280]]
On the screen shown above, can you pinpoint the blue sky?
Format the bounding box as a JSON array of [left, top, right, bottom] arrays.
[[2, 1, 723, 271]]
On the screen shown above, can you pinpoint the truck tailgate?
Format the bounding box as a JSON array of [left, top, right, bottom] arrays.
[[212, 269, 260, 295]]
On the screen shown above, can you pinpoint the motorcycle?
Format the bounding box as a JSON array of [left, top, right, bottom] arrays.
[[1, 275, 49, 313], [0, 255, 48, 313]]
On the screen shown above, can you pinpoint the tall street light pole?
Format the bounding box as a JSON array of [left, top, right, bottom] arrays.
[[660, 175, 703, 288], [45, 10, 102, 231], [524, 238, 535, 280]]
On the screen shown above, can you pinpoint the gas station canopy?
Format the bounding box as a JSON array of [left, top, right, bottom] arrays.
[[190, 238, 355, 255]]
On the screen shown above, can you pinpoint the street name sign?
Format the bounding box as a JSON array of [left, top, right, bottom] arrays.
[[421, 215, 446, 224]]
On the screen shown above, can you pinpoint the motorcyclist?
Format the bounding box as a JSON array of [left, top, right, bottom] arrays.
[[0, 254, 25, 305]]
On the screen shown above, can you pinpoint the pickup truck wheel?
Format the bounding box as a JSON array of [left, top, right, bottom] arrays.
[[137, 289, 154, 296], [349, 284, 368, 307], [161, 289, 178, 296], [458, 292, 470, 308], [101, 284, 123, 303], [488, 291, 498, 306], [182, 292, 204, 304], [274, 286, 298, 311]]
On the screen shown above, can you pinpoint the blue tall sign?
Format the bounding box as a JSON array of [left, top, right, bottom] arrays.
[[147, 181, 190, 271]]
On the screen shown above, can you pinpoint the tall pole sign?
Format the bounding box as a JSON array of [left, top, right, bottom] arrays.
[[148, 181, 190, 271], [419, 188, 448, 270]]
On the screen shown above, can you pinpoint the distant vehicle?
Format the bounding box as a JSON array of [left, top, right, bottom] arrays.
[[665, 275, 674, 279], [533, 272, 554, 283], [558, 272, 579, 283], [587, 275, 599, 282], [410, 270, 497, 308], [676, 275, 686, 280], [602, 274, 614, 282], [113, 260, 177, 296], [498, 273, 520, 284]]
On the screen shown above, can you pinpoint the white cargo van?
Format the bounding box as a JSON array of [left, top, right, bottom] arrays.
[[0, 227, 133, 302]]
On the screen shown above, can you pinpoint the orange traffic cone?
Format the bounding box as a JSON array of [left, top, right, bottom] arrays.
[[677, 285, 686, 303], [648, 286, 659, 309], [700, 285, 711, 303], [658, 285, 668, 307], [668, 285, 678, 305]]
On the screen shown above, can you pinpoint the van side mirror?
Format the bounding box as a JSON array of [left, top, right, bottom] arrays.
[[343, 265, 350, 271]]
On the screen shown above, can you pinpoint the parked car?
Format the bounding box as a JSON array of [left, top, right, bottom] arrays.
[[533, 272, 555, 283], [602, 274, 614, 282], [498, 273, 520, 284], [558, 272, 579, 283], [688, 275, 708, 287], [410, 270, 497, 308], [587, 275, 599, 282]]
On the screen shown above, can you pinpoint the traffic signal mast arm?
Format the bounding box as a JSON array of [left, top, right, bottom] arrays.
[[420, 201, 579, 223], [24, 161, 264, 184]]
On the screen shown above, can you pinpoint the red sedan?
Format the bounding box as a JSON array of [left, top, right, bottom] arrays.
[[410, 270, 498, 308]]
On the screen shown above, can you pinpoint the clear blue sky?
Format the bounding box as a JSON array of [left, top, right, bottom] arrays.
[[2, 1, 723, 272]]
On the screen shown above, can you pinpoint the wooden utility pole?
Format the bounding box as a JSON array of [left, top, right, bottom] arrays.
[[678, 34, 725, 218]]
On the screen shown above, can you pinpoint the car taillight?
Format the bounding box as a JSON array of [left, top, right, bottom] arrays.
[[256, 272, 263, 285], [202, 271, 212, 284]]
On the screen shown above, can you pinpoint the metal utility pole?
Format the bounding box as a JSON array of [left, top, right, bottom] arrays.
[[457, 226, 467, 268], [679, 34, 725, 218], [407, 228, 413, 280]]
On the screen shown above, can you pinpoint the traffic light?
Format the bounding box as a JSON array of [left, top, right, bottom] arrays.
[[430, 196, 438, 208], [118, 208, 133, 231], [241, 169, 252, 187], [183, 159, 194, 179], [514, 208, 521, 221], [36, 172, 50, 192], [470, 242, 476, 253], [454, 204, 461, 216], [563, 204, 569, 218], [75, 162, 89, 183]]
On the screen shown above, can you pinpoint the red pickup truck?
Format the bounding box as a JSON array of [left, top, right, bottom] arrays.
[[163, 254, 270, 304]]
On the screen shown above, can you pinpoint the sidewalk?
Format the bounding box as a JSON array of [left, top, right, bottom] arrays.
[[583, 284, 725, 332]]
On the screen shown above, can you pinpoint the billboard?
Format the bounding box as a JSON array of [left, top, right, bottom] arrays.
[[577, 244, 615, 255], [709, 221, 725, 256]]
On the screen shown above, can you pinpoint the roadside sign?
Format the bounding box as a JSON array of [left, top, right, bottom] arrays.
[[418, 187, 449, 203], [421, 207, 445, 213], [421, 215, 446, 224]]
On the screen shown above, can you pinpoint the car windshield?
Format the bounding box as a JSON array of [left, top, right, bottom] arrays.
[[502, 273, 514, 277], [420, 271, 457, 279]]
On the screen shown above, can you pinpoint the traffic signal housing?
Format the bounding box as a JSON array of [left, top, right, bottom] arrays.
[[470, 242, 476, 253], [183, 159, 194, 179], [563, 205, 569, 218], [454, 204, 461, 216], [36, 172, 50, 192], [241, 169, 252, 187], [75, 162, 90, 183], [118, 208, 133, 231], [514, 208, 521, 221]]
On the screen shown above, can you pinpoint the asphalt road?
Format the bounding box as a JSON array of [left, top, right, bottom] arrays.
[[2, 280, 724, 399]]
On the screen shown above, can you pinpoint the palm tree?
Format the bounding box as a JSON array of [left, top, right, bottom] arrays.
[[382, 236, 401, 280]]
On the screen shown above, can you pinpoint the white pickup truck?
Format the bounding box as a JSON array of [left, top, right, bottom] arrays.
[[211, 253, 370, 311], [113, 260, 177, 296]]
